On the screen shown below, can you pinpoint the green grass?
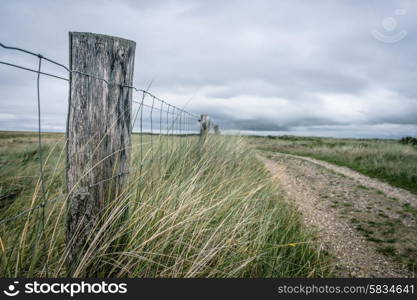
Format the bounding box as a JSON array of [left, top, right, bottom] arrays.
[[251, 135, 417, 194], [0, 131, 330, 277]]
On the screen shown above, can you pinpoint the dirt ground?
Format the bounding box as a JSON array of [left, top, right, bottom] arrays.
[[259, 152, 417, 278]]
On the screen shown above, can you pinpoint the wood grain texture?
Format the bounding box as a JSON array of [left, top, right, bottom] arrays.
[[66, 32, 135, 268]]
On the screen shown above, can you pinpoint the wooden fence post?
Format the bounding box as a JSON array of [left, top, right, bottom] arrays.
[[199, 114, 209, 141], [66, 32, 135, 270], [214, 124, 220, 135]]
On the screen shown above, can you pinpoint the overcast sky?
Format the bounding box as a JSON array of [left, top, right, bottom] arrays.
[[1, 0, 416, 138]]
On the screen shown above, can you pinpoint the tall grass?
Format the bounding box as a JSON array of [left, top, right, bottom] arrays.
[[253, 136, 417, 194], [0, 132, 330, 277]]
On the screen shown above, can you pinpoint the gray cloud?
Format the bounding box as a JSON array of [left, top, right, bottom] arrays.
[[1, 0, 417, 138]]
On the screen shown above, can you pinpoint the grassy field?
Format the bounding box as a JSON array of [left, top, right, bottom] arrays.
[[0, 131, 330, 277], [251, 135, 417, 194]]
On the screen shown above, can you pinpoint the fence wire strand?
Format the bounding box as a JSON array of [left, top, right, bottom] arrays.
[[0, 41, 217, 228]]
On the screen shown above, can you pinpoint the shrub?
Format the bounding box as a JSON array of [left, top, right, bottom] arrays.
[[399, 136, 417, 146]]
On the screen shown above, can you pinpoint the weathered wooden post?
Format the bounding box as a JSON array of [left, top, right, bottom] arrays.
[[214, 124, 220, 135], [199, 114, 210, 142], [66, 32, 135, 270]]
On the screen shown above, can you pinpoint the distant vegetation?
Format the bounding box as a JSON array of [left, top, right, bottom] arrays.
[[0, 131, 330, 277], [399, 136, 417, 147], [253, 135, 417, 194]]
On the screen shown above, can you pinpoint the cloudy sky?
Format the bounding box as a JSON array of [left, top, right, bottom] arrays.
[[1, 0, 416, 138]]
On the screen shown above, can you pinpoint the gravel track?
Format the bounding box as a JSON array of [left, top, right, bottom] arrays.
[[258, 152, 415, 278]]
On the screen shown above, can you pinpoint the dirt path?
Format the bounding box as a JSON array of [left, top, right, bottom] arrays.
[[258, 152, 416, 278], [281, 153, 417, 206]]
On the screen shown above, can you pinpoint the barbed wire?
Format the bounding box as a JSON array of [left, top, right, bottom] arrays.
[[0, 41, 208, 227]]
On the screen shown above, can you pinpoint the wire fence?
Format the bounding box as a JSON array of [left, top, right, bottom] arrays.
[[0, 41, 216, 227]]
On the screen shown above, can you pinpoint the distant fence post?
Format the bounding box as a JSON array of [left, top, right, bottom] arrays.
[[214, 124, 220, 135], [199, 114, 210, 142], [66, 32, 135, 271]]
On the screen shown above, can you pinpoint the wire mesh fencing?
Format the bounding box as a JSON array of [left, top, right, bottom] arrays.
[[0, 40, 205, 228]]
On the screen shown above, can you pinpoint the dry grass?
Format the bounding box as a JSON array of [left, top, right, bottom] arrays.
[[0, 132, 330, 277]]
